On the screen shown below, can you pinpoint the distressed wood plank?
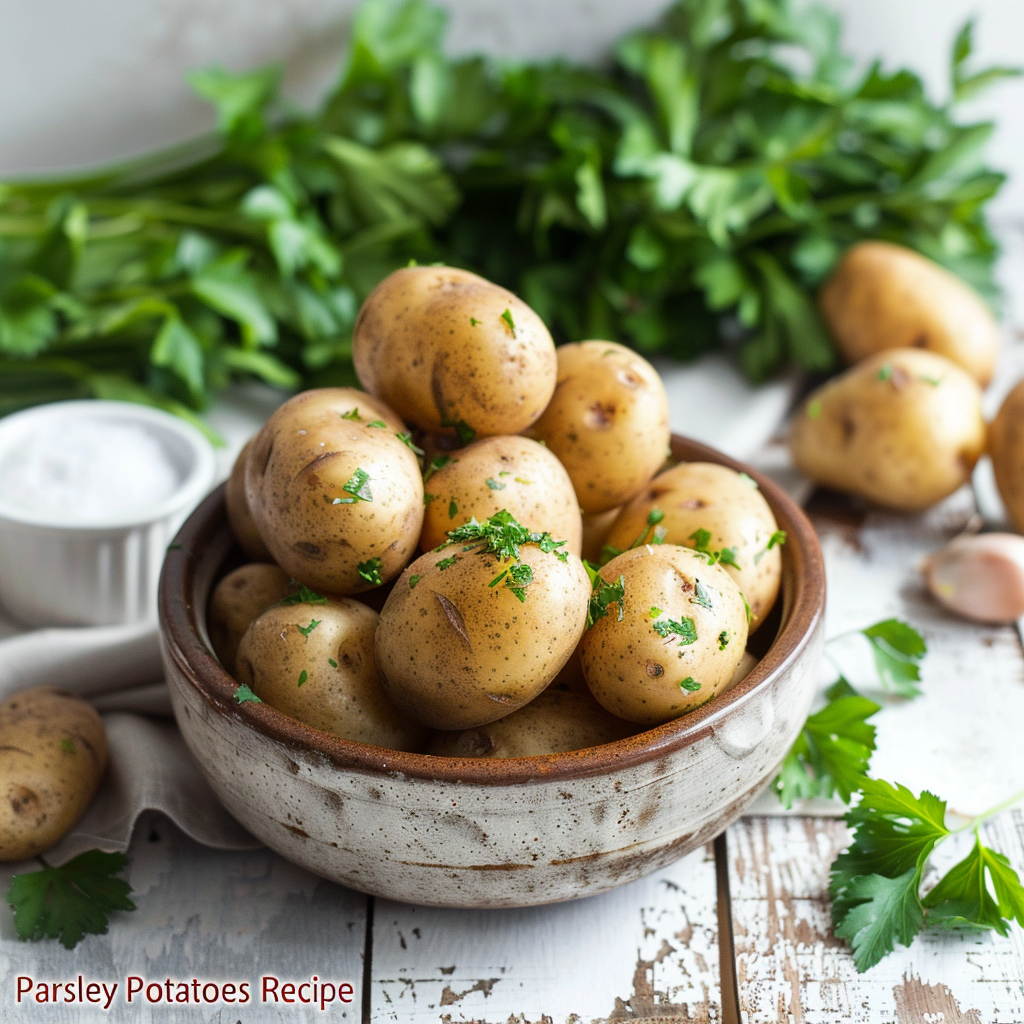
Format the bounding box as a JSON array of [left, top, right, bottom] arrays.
[[729, 813, 1024, 1023], [0, 812, 368, 1022], [370, 843, 721, 1023]]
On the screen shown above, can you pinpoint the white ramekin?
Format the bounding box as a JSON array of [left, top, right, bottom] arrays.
[[0, 400, 217, 627]]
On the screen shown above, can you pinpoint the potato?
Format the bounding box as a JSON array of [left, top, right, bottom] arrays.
[[236, 599, 427, 751], [246, 387, 424, 594], [208, 563, 293, 676], [353, 266, 557, 439], [603, 462, 782, 631], [989, 380, 1024, 533], [788, 349, 985, 511], [376, 538, 590, 730], [420, 436, 582, 555], [0, 689, 108, 861], [528, 341, 670, 514], [580, 545, 748, 725], [427, 689, 634, 758], [728, 651, 760, 691], [819, 241, 998, 387], [225, 439, 271, 561], [581, 506, 621, 563]]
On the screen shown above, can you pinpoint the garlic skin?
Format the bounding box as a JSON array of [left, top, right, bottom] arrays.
[[922, 533, 1024, 624]]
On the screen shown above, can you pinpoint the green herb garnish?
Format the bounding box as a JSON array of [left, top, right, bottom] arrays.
[[485, 478, 505, 491], [297, 670, 308, 687], [718, 630, 729, 650], [437, 555, 459, 571], [877, 365, 893, 382], [500, 308, 516, 337], [586, 565, 626, 628], [60, 739, 76, 754], [755, 530, 787, 564], [341, 409, 362, 421], [424, 454, 454, 481], [692, 581, 712, 609], [332, 467, 373, 504], [652, 615, 698, 647], [280, 583, 329, 606], [367, 419, 387, 428], [395, 431, 424, 456], [297, 618, 321, 638], [409, 574, 422, 588], [358, 557, 383, 586], [679, 677, 701, 692], [234, 684, 263, 704], [808, 400, 823, 420], [448, 498, 459, 519], [328, 658, 338, 668], [688, 529, 741, 569]]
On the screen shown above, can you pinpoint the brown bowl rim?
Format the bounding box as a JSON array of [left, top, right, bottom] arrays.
[[159, 433, 824, 786]]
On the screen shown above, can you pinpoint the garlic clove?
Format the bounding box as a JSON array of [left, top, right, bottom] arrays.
[[922, 532, 1024, 624]]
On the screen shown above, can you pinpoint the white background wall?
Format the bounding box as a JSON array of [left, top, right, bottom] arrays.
[[0, 0, 1021, 216]]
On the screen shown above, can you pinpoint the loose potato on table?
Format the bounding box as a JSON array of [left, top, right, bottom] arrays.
[[788, 349, 985, 511], [580, 545, 749, 726], [376, 522, 590, 731], [208, 562, 293, 676], [988, 380, 1024, 534], [604, 462, 783, 632], [236, 599, 427, 751], [246, 387, 424, 594], [528, 341, 670, 514], [820, 240, 999, 387], [353, 266, 557, 439], [419, 435, 582, 556], [0, 689, 108, 861], [427, 689, 634, 759]]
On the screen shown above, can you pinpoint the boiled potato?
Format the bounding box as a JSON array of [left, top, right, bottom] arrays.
[[419, 436, 582, 555], [353, 266, 557, 439], [225, 439, 271, 561], [246, 387, 424, 594], [603, 462, 782, 631], [580, 545, 748, 725], [427, 689, 634, 758], [989, 380, 1024, 533], [208, 563, 293, 675], [819, 241, 998, 387], [528, 341, 670, 514], [376, 538, 590, 730], [0, 689, 108, 861], [727, 651, 760, 692], [789, 349, 985, 511], [236, 599, 427, 751], [581, 506, 621, 563]]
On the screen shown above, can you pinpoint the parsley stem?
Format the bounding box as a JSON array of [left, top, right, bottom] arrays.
[[950, 786, 1024, 834]]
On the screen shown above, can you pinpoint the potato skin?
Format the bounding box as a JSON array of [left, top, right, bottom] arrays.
[[353, 266, 557, 438], [236, 600, 427, 751], [420, 436, 582, 555], [528, 341, 670, 514], [820, 241, 998, 387], [580, 546, 748, 725], [604, 462, 782, 632], [789, 349, 985, 511], [427, 689, 634, 758], [581, 506, 621, 564], [208, 563, 293, 676], [989, 380, 1024, 532], [376, 546, 590, 730], [225, 439, 271, 561], [246, 387, 424, 594], [0, 689, 108, 861]]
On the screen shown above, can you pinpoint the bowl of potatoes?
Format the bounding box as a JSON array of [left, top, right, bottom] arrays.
[[159, 265, 825, 908]]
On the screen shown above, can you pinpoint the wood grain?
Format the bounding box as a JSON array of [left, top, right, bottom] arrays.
[[369, 843, 721, 1022]]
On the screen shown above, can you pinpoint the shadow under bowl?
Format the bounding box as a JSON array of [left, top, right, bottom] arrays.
[[158, 434, 825, 908]]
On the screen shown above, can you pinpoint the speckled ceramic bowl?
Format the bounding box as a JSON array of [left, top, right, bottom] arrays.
[[159, 435, 824, 908]]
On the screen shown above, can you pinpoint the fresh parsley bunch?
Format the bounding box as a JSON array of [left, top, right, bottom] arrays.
[[0, 0, 1015, 424]]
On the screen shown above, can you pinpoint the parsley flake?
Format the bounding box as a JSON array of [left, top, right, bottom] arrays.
[[653, 615, 698, 646], [409, 574, 422, 588], [469, 316, 481, 326], [280, 583, 329, 606], [297, 618, 320, 638], [332, 467, 373, 504], [424, 454, 454, 481], [60, 738, 76, 754], [367, 419, 387, 428], [341, 408, 362, 421], [448, 498, 459, 519], [679, 677, 701, 692], [485, 478, 506, 491], [424, 491, 437, 505], [808, 399, 822, 419], [755, 530, 787, 564], [234, 684, 262, 704], [437, 555, 460, 571], [649, 606, 663, 619], [395, 431, 425, 456], [586, 565, 626, 628], [878, 364, 893, 381], [718, 630, 730, 650], [692, 581, 713, 609], [358, 557, 383, 586], [328, 658, 338, 668], [297, 670, 308, 687], [500, 308, 516, 337]]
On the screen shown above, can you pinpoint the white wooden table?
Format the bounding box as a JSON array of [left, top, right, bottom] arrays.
[[5, 237, 1024, 1024]]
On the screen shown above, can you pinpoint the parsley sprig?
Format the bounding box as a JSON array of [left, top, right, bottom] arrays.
[[6, 851, 136, 950], [601, 508, 667, 564], [585, 562, 626, 628]]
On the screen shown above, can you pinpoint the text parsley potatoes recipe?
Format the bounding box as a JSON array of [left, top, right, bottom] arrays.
[[213, 265, 784, 754]]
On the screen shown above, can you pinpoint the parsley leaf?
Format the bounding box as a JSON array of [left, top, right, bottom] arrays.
[[409, 574, 422, 588], [692, 581, 712, 609], [652, 615, 698, 646], [585, 562, 626, 628], [367, 419, 387, 428], [341, 408, 362, 421], [862, 619, 927, 697], [297, 618, 320, 638], [6, 851, 136, 950], [437, 555, 459, 571], [234, 683, 262, 703], [485, 477, 506, 491], [280, 583, 329, 606], [755, 530, 787, 564], [297, 669, 308, 687], [333, 467, 373, 504], [448, 498, 459, 519], [679, 677, 701, 692], [424, 454, 454, 481], [395, 431, 424, 456], [358, 557, 383, 586], [500, 308, 516, 337], [688, 528, 741, 569]]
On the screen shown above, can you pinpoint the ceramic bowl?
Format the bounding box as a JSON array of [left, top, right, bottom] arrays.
[[159, 435, 824, 908]]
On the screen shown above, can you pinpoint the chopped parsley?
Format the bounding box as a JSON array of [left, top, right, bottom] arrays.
[[649, 606, 663, 619], [60, 739, 76, 754], [689, 528, 741, 570], [586, 565, 626, 628], [500, 308, 516, 337], [692, 581, 713, 609], [679, 677, 701, 692], [409, 574, 422, 588], [297, 670, 308, 687], [395, 431, 424, 456], [485, 478, 506, 491], [449, 498, 459, 519], [739, 472, 758, 489], [469, 316, 481, 326], [755, 530, 788, 564], [440, 413, 476, 444], [358, 557, 383, 587], [489, 562, 534, 603], [297, 618, 321, 638], [280, 583, 329, 606], [601, 508, 667, 564], [424, 454, 454, 481], [808, 399, 822, 419], [877, 364, 893, 382], [514, 477, 532, 484], [424, 491, 437, 505], [718, 630, 730, 650], [742, 593, 753, 624], [437, 555, 460, 571], [652, 615, 698, 647], [328, 658, 338, 668], [341, 408, 361, 420], [234, 684, 262, 704], [332, 467, 373, 504], [367, 419, 387, 428]]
